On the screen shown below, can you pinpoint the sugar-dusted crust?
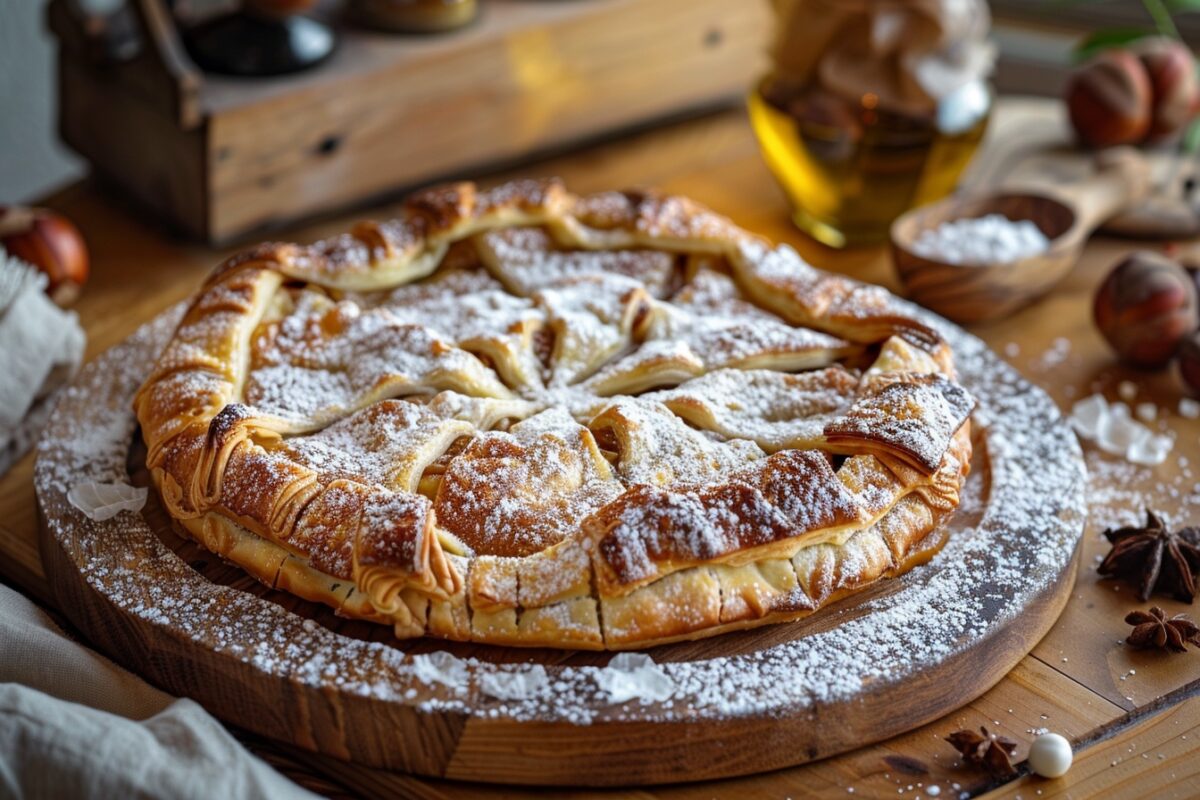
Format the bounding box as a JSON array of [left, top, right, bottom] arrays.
[[136, 179, 974, 650]]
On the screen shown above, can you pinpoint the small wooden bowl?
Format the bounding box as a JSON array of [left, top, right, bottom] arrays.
[[891, 148, 1149, 324]]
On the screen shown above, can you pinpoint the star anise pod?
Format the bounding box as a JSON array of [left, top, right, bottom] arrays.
[[944, 726, 1018, 777], [1125, 606, 1200, 652], [1098, 510, 1200, 603]]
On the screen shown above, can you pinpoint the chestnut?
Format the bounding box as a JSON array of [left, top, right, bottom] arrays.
[[1093, 250, 1199, 368], [1134, 37, 1199, 143], [1067, 49, 1153, 148], [0, 205, 89, 305], [1181, 330, 1200, 394]]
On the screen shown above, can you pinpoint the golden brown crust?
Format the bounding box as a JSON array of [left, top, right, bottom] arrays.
[[136, 178, 974, 650], [823, 375, 976, 474], [588, 449, 864, 592]]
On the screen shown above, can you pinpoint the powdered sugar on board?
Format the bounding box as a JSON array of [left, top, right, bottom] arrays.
[[33, 299, 1085, 728], [411, 651, 470, 691], [478, 664, 550, 700]]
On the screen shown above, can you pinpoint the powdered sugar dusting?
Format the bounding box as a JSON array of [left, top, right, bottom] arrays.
[[245, 292, 511, 425], [826, 376, 976, 473], [478, 226, 677, 298], [434, 408, 623, 556], [412, 651, 470, 690], [646, 367, 857, 451], [479, 664, 549, 700], [34, 299, 1084, 726]]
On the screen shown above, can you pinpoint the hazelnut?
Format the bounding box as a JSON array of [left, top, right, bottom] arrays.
[[0, 205, 89, 305], [1134, 37, 1199, 143], [1093, 250, 1199, 368], [1067, 49, 1153, 148], [1181, 331, 1200, 394]]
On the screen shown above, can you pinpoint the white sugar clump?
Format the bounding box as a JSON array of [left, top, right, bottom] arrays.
[[411, 651, 468, 689], [595, 652, 675, 704], [1068, 394, 1108, 439], [1069, 394, 1173, 466], [911, 214, 1049, 265], [479, 664, 548, 700], [67, 480, 148, 521], [1181, 398, 1200, 419]]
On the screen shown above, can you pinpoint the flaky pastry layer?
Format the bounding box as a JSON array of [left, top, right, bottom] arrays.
[[136, 179, 974, 649]]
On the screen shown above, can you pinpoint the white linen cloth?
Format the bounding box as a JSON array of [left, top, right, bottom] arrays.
[[0, 251, 86, 476], [0, 584, 320, 800]]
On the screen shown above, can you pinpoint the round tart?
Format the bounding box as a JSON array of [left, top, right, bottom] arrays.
[[135, 179, 974, 650]]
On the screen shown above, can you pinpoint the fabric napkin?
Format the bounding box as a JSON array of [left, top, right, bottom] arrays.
[[0, 584, 319, 800], [0, 251, 86, 476]]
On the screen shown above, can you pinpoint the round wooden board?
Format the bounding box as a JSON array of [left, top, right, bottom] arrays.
[[35, 303, 1086, 787]]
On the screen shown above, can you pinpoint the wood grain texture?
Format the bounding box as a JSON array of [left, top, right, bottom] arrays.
[[3, 98, 1200, 797], [283, 656, 1125, 800], [981, 692, 1200, 800], [52, 0, 771, 242]]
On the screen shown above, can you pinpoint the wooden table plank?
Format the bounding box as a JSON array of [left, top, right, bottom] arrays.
[[260, 649, 1124, 800], [3, 97, 1199, 797], [983, 693, 1200, 800]]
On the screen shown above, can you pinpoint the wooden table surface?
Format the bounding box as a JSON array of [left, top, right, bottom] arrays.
[[3, 97, 1199, 799]]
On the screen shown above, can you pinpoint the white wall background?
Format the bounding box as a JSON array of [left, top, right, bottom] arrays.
[[0, 0, 84, 203]]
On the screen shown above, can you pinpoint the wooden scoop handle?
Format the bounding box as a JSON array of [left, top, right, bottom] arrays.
[[1051, 147, 1152, 243]]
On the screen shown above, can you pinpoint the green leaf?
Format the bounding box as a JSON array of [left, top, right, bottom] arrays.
[[1166, 0, 1200, 12], [1072, 28, 1158, 62], [1143, 0, 1183, 37], [1183, 116, 1200, 155]]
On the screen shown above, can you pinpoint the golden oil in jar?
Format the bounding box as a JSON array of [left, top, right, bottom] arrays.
[[748, 77, 990, 248]]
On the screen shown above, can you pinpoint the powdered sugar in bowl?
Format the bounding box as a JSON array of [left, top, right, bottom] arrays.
[[890, 147, 1149, 324]]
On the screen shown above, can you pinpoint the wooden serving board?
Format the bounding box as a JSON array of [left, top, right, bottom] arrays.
[[34, 298, 1086, 787]]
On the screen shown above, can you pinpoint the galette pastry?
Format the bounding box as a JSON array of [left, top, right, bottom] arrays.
[[135, 179, 973, 650]]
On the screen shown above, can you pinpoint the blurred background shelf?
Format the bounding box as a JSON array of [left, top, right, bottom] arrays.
[[48, 0, 771, 243], [11, 1, 1200, 224]]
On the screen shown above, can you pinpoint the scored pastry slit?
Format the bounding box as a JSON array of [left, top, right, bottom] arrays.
[[416, 434, 472, 499], [590, 425, 621, 468]]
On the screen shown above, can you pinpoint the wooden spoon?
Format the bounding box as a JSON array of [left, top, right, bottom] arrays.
[[891, 147, 1151, 324]]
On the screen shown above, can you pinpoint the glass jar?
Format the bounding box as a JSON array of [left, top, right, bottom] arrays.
[[749, 0, 994, 248]]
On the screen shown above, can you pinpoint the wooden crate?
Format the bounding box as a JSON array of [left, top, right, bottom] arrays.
[[50, 0, 770, 244]]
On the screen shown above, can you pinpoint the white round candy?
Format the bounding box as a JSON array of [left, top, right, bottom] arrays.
[[1028, 732, 1073, 778]]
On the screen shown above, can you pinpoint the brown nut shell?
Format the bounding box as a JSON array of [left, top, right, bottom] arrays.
[[1135, 37, 1200, 143], [1180, 330, 1200, 395], [1093, 250, 1199, 368], [1067, 49, 1153, 148], [0, 205, 90, 306]]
